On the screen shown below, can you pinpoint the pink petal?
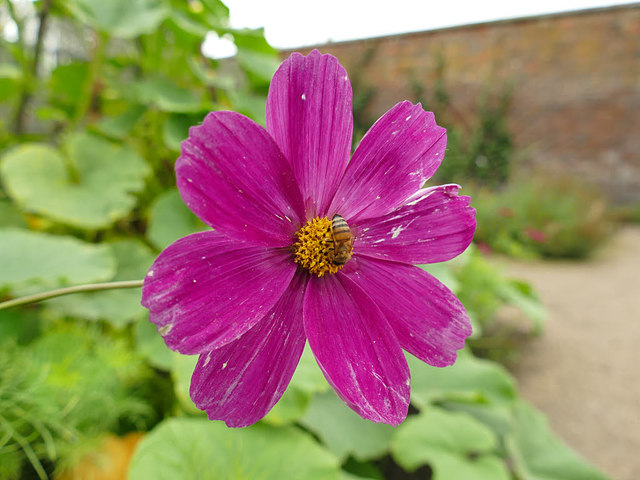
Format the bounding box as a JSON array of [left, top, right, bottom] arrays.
[[142, 231, 296, 355], [177, 111, 304, 247], [303, 274, 410, 425], [329, 101, 446, 222], [346, 256, 471, 367], [355, 184, 476, 264], [266, 50, 353, 218], [190, 271, 307, 427]]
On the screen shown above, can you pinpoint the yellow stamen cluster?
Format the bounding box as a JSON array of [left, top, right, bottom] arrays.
[[294, 217, 339, 277]]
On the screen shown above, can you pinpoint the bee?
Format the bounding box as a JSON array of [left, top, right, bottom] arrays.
[[328, 214, 353, 266]]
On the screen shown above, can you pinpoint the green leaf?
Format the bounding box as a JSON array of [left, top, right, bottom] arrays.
[[170, 352, 201, 414], [131, 77, 202, 113], [0, 63, 22, 102], [229, 28, 279, 86], [506, 401, 612, 480], [48, 62, 90, 118], [0, 228, 115, 291], [128, 418, 341, 480], [64, 0, 169, 38], [497, 278, 546, 334], [408, 351, 517, 408], [147, 188, 206, 250], [96, 104, 146, 139], [263, 346, 329, 425], [391, 407, 510, 480], [135, 318, 173, 370], [167, 0, 229, 35], [299, 390, 394, 462], [163, 113, 198, 151], [0, 200, 26, 228], [227, 90, 268, 126], [44, 240, 153, 326], [0, 133, 150, 229]]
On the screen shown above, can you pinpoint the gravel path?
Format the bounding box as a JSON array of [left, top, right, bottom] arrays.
[[498, 226, 640, 480]]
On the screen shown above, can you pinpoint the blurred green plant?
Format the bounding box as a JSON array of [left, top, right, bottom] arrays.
[[472, 174, 614, 259], [0, 323, 154, 479], [423, 245, 546, 364], [409, 53, 514, 188]]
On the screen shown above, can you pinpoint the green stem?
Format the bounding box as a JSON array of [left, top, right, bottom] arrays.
[[0, 280, 144, 311]]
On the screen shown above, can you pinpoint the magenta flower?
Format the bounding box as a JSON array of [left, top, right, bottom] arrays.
[[142, 50, 476, 427]]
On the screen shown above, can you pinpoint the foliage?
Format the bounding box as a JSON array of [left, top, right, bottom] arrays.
[[0, 323, 153, 479], [471, 174, 615, 259], [422, 245, 545, 363], [0, 1, 611, 479], [410, 53, 514, 188]]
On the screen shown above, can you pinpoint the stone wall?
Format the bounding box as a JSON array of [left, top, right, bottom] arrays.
[[284, 5, 640, 203]]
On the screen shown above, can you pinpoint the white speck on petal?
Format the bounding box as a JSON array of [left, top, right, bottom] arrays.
[[222, 362, 228, 369], [147, 270, 154, 277], [202, 353, 212, 368], [391, 225, 406, 239], [201, 256, 206, 260], [193, 279, 197, 283], [159, 324, 173, 336], [405, 115, 412, 121], [343, 75, 348, 81], [301, 93, 306, 100], [187, 178, 193, 183]]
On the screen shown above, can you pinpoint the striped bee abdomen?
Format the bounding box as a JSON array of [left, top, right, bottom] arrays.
[[329, 214, 353, 266]]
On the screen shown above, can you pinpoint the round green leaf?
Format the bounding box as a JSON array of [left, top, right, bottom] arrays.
[[506, 401, 611, 480], [299, 390, 394, 462], [44, 240, 153, 326], [0, 228, 115, 291], [263, 345, 329, 425], [64, 0, 169, 38], [407, 350, 517, 408], [0, 200, 26, 228], [1, 133, 150, 229], [147, 188, 206, 250], [128, 418, 341, 480], [391, 408, 510, 480]]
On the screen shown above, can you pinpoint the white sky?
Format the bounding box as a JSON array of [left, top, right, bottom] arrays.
[[205, 0, 637, 57]]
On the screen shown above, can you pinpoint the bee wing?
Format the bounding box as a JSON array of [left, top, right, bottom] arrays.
[[349, 223, 359, 242]]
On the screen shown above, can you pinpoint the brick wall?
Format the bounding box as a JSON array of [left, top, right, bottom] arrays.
[[284, 5, 640, 203]]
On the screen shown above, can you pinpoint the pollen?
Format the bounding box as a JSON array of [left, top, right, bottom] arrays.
[[293, 217, 339, 277]]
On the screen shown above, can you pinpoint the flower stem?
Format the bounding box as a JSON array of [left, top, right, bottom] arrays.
[[0, 280, 144, 311]]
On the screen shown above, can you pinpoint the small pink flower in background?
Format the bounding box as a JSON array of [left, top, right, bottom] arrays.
[[142, 50, 476, 427], [524, 227, 548, 243]]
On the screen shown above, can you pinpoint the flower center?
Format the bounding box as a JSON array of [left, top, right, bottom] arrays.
[[294, 216, 350, 277]]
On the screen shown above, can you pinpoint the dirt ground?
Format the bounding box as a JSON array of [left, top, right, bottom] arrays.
[[496, 226, 640, 480]]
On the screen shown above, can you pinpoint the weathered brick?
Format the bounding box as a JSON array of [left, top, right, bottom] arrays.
[[283, 6, 640, 203]]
